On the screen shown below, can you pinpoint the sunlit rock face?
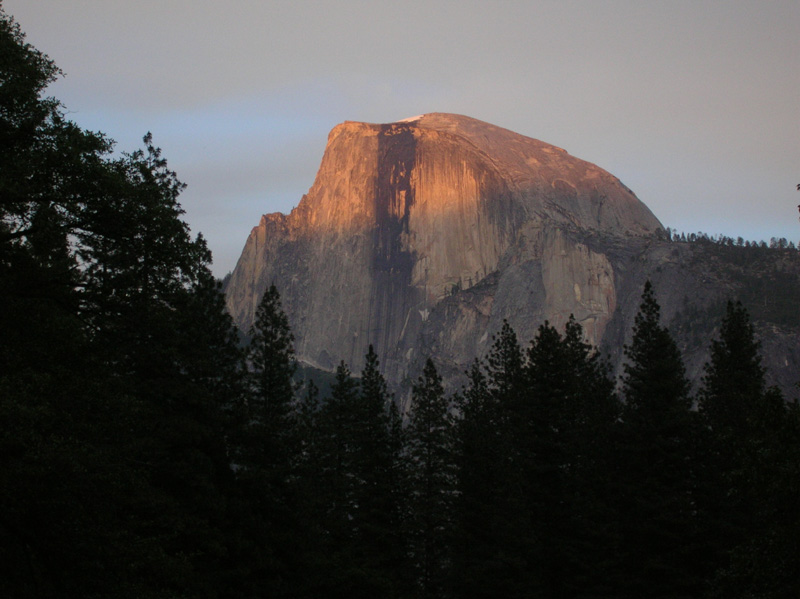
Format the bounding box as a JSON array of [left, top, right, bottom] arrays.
[[225, 113, 663, 393]]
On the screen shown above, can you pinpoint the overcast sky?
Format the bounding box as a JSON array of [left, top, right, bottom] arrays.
[[6, 1, 799, 277]]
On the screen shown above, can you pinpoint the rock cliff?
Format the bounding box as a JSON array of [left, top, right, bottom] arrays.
[[225, 113, 799, 400]]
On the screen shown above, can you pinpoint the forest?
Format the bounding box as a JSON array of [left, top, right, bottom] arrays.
[[2, 10, 799, 598]]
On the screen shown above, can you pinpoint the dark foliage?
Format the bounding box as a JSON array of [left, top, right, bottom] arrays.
[[1, 10, 246, 597], [700, 302, 800, 597], [615, 281, 706, 598], [406, 359, 456, 599], [3, 10, 799, 598]]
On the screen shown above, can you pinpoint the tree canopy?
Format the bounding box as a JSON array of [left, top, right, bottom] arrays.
[[3, 9, 799, 598]]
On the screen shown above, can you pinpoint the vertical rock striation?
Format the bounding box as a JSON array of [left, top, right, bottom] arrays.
[[225, 113, 673, 393]]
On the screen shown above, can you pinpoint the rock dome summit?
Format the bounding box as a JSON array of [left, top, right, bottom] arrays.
[[224, 113, 798, 396]]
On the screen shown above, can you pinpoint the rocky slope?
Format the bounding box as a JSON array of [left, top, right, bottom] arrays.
[[225, 113, 799, 401]]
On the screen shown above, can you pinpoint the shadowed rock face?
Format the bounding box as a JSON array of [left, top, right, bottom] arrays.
[[227, 113, 800, 401], [225, 113, 666, 393]]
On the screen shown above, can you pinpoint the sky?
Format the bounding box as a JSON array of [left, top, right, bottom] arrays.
[[5, 0, 799, 277]]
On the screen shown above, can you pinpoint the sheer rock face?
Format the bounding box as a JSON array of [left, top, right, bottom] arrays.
[[225, 113, 664, 390]]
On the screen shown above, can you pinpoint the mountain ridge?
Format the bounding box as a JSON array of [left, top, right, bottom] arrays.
[[224, 114, 799, 400]]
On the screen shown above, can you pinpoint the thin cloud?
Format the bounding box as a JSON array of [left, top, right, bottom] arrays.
[[5, 0, 799, 276]]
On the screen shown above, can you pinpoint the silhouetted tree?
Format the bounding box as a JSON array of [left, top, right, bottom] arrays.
[[451, 358, 514, 599], [524, 318, 619, 597], [1, 11, 248, 596], [235, 284, 303, 596], [701, 301, 800, 597], [355, 346, 413, 596], [407, 359, 456, 599], [615, 281, 703, 598]]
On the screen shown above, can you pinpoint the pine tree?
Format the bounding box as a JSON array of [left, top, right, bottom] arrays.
[[485, 320, 525, 407], [356, 346, 412, 596], [304, 361, 351, 592], [700, 300, 765, 437], [452, 321, 539, 599], [616, 281, 702, 598], [319, 359, 360, 532], [246, 284, 297, 433], [240, 283, 297, 478], [1, 12, 249, 595], [622, 282, 691, 421], [295, 378, 320, 479], [452, 358, 521, 599], [308, 351, 412, 597], [697, 300, 766, 582], [700, 301, 800, 597], [406, 359, 456, 598], [236, 284, 302, 596], [386, 398, 410, 570], [524, 318, 619, 597], [484, 321, 526, 503], [452, 319, 619, 599]]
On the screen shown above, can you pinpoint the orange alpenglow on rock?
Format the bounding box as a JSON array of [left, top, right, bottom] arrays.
[[225, 113, 664, 395]]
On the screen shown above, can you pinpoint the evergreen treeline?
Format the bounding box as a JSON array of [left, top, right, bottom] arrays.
[[658, 227, 799, 251], [2, 12, 799, 598]]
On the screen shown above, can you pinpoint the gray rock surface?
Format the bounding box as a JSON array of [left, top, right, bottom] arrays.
[[225, 113, 799, 403]]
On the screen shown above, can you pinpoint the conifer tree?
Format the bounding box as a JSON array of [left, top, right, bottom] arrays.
[[319, 360, 360, 529], [407, 359, 456, 599], [452, 358, 521, 599], [524, 318, 619, 596], [700, 301, 800, 597], [622, 282, 691, 421], [237, 284, 301, 595], [386, 397, 410, 549], [295, 378, 320, 477], [1, 12, 249, 595], [485, 320, 525, 408], [314, 347, 402, 595], [310, 353, 412, 597], [307, 360, 364, 594], [356, 346, 412, 596], [697, 300, 767, 579], [483, 320, 526, 497], [452, 322, 537, 599], [358, 346, 393, 475], [616, 281, 702, 598], [700, 300, 766, 438], [386, 395, 413, 596], [239, 283, 298, 495], [246, 284, 297, 432]]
